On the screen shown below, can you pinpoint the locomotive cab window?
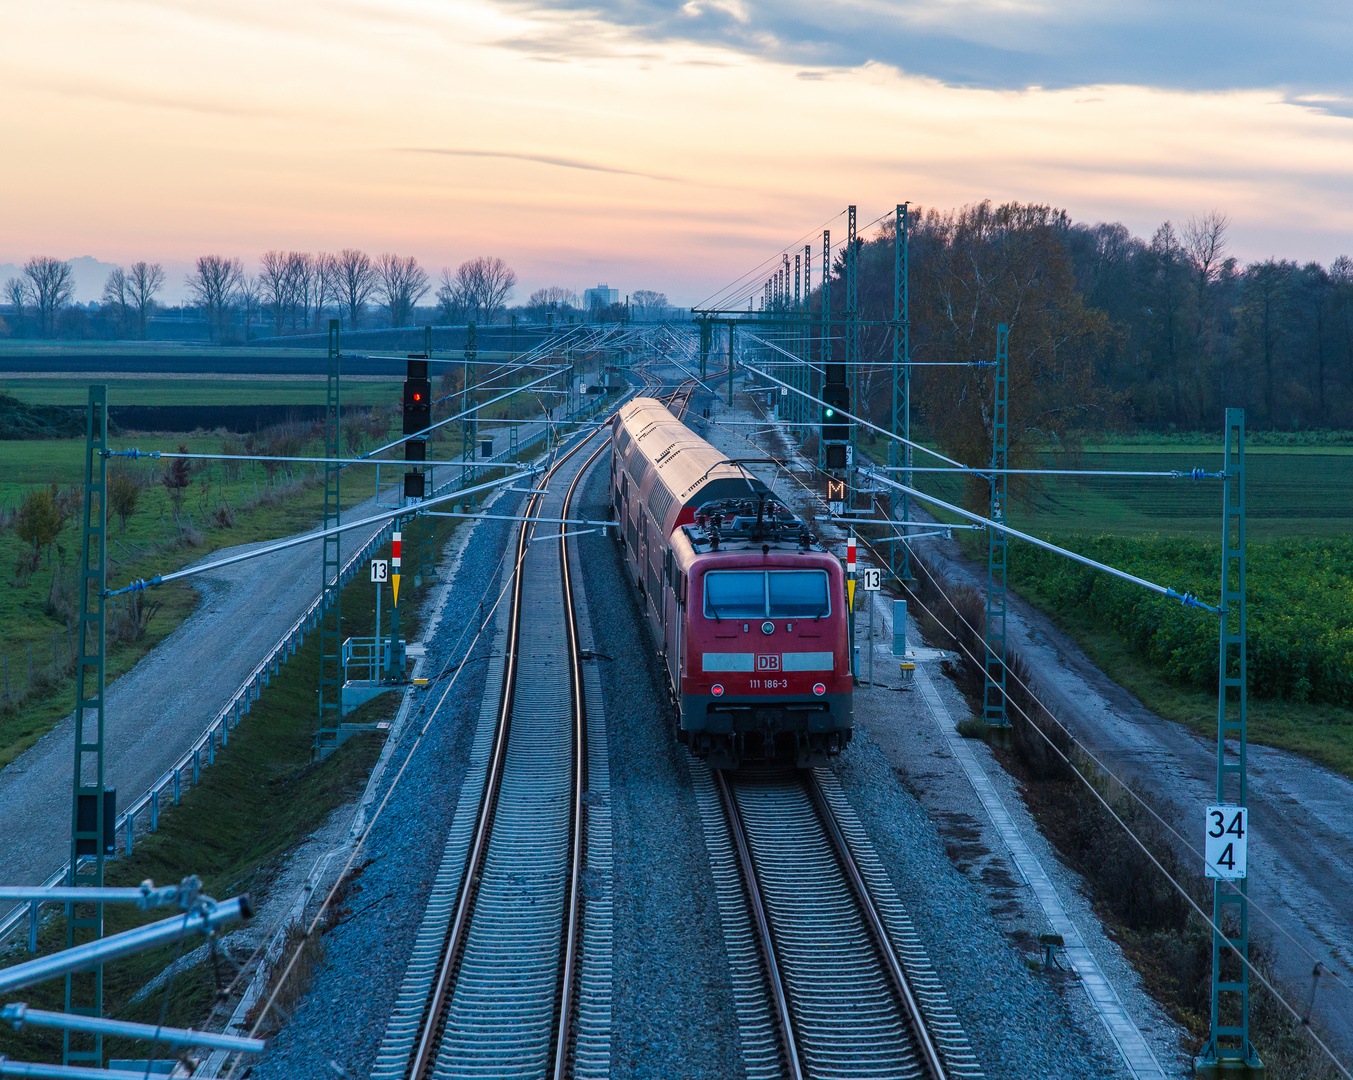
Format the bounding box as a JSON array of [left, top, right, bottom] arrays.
[[703, 570, 830, 619], [768, 570, 831, 617]]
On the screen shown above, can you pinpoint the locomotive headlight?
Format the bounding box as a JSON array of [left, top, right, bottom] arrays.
[[711, 684, 724, 697], [761, 621, 774, 635], [812, 683, 826, 696]]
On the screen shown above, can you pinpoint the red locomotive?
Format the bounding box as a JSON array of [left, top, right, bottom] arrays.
[[611, 397, 852, 768]]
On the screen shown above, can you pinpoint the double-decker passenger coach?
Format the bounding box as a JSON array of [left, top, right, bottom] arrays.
[[611, 397, 852, 768]]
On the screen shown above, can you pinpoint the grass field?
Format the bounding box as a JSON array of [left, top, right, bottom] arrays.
[[1, 376, 404, 408], [0, 341, 323, 358], [855, 432, 1353, 541], [854, 428, 1353, 775], [0, 422, 400, 766], [0, 515, 459, 1065]]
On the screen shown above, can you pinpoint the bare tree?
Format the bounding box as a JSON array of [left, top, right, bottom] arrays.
[[1183, 211, 1230, 405], [314, 252, 340, 327], [258, 250, 290, 335], [285, 251, 313, 329], [4, 277, 26, 334], [376, 253, 430, 328], [527, 286, 577, 309], [436, 267, 468, 324], [631, 289, 669, 321], [447, 256, 516, 323], [101, 267, 132, 336], [127, 261, 165, 338], [23, 257, 75, 336], [238, 273, 262, 341], [337, 248, 377, 329], [471, 256, 516, 322], [185, 255, 244, 342]]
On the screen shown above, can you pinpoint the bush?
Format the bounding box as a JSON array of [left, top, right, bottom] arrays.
[[107, 465, 142, 534], [15, 486, 65, 569], [160, 445, 192, 516], [1013, 535, 1353, 706]]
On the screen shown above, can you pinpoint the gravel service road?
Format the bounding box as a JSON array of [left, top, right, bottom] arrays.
[[0, 466, 455, 923], [916, 531, 1353, 1059]]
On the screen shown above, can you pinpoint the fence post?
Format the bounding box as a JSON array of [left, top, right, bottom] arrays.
[[193, 747, 200, 785], [173, 769, 180, 805], [151, 789, 159, 832], [208, 729, 215, 765], [124, 813, 133, 855], [29, 903, 38, 953]]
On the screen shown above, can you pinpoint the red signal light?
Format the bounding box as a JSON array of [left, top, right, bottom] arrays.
[[414, 393, 422, 402]]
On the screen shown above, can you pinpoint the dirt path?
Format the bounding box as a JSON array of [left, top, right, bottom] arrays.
[[0, 466, 454, 917], [912, 518, 1353, 1060]]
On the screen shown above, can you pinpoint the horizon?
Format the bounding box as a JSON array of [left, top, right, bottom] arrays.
[[3, 2, 1352, 307]]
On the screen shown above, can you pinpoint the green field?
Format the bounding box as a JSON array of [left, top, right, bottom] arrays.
[[862, 439, 1353, 541], [853, 429, 1353, 775], [1, 376, 403, 408], [0, 423, 400, 766]]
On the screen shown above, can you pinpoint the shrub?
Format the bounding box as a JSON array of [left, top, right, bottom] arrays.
[[1013, 535, 1353, 707], [107, 464, 142, 534], [15, 485, 65, 569], [160, 445, 192, 516]]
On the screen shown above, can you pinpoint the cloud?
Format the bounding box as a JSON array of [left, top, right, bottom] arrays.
[[514, 0, 1353, 94], [398, 147, 681, 182]]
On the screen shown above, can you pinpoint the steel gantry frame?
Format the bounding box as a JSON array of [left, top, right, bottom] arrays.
[[846, 205, 860, 471], [1197, 409, 1262, 1078], [315, 323, 343, 758], [984, 324, 1009, 733], [461, 322, 479, 511], [65, 384, 109, 1069], [417, 325, 435, 586], [818, 229, 831, 467], [890, 203, 913, 582]]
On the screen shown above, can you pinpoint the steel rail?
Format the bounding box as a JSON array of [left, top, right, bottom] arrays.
[[802, 772, 949, 1080], [407, 429, 602, 1080], [715, 764, 960, 1080], [712, 770, 805, 1080], [551, 437, 609, 1080]]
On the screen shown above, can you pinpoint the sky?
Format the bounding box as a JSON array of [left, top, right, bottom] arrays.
[[1, 0, 1352, 306]]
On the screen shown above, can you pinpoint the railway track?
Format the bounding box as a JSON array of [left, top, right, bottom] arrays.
[[369, 428, 605, 1080], [711, 765, 984, 1080]]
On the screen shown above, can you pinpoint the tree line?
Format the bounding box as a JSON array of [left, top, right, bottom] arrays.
[[813, 202, 1352, 447], [2, 252, 540, 343]]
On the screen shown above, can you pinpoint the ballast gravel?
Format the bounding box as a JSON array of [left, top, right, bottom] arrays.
[[574, 459, 750, 1080], [249, 487, 524, 1080], [251, 375, 1181, 1079]]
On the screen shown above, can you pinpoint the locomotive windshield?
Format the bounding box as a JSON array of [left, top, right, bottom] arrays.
[[703, 570, 830, 619]]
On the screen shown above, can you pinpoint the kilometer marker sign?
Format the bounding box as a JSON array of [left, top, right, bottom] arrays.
[[392, 531, 402, 606], [1204, 804, 1248, 879]]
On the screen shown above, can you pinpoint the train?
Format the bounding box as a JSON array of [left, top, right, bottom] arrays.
[[610, 397, 852, 768]]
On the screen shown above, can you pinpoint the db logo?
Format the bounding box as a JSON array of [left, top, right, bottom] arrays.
[[756, 655, 781, 671]]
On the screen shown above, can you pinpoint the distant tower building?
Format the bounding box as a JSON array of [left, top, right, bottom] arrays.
[[583, 284, 619, 318]]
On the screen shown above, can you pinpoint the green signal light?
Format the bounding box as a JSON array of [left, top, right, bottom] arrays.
[[824, 407, 834, 418]]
